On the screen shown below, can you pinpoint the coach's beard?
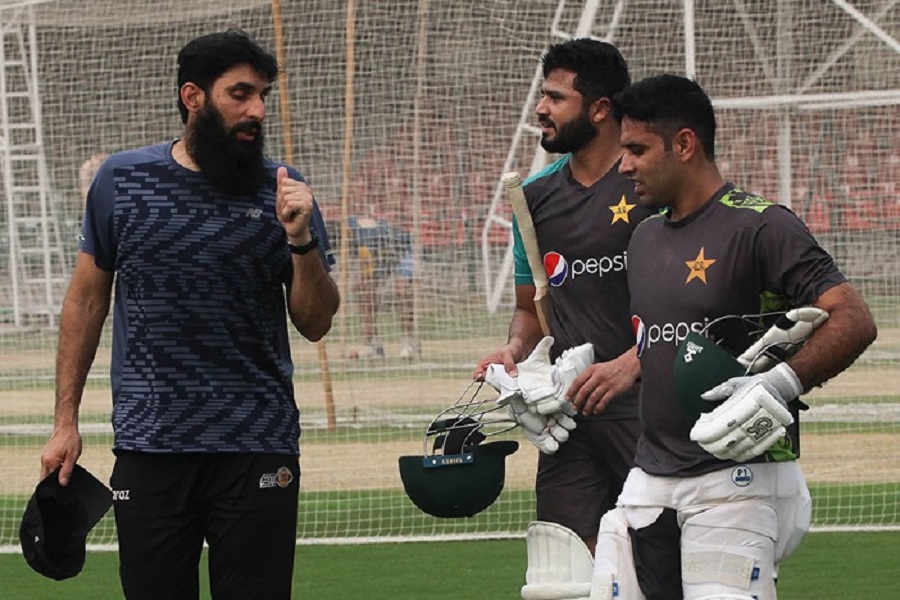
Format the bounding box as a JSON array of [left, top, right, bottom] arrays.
[[186, 104, 268, 196]]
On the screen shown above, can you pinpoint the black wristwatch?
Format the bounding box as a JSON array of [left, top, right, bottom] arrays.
[[287, 232, 319, 255]]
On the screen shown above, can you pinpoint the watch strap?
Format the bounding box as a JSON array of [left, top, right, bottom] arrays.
[[288, 233, 319, 255]]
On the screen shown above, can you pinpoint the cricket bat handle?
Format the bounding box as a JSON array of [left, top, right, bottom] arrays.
[[502, 171, 551, 335]]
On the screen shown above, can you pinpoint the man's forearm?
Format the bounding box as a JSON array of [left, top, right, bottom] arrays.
[[506, 308, 545, 362], [287, 253, 340, 341], [55, 294, 108, 427], [788, 284, 877, 391]]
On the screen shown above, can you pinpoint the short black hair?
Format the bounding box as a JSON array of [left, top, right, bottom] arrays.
[[176, 29, 279, 123], [613, 74, 716, 160], [541, 38, 630, 108]]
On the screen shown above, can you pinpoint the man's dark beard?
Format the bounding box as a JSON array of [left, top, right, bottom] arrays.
[[539, 110, 598, 154], [185, 103, 268, 196]]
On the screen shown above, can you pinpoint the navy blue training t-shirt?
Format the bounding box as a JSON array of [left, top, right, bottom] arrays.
[[80, 141, 333, 455]]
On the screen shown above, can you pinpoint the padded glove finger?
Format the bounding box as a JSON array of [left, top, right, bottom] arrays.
[[506, 397, 559, 454], [522, 342, 594, 416], [738, 307, 828, 373], [485, 363, 522, 407]]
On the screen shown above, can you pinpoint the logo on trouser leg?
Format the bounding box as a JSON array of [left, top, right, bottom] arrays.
[[731, 466, 753, 487], [259, 466, 294, 489]]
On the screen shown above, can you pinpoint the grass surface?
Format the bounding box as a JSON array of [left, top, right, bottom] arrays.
[[3, 483, 899, 547], [1, 531, 898, 599]]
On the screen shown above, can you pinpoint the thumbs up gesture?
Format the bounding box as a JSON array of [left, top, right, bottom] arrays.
[[276, 166, 315, 242]]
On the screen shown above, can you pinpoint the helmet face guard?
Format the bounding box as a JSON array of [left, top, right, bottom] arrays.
[[398, 382, 519, 518]]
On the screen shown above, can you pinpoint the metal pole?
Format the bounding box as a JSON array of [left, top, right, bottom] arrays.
[[272, 0, 338, 431], [411, 0, 428, 348]]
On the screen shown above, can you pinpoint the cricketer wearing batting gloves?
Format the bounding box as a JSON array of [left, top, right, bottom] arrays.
[[587, 74, 877, 600], [475, 40, 655, 563]]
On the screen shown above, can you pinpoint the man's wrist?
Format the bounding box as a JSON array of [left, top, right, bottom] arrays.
[[764, 362, 803, 403], [53, 416, 79, 430], [505, 338, 528, 362], [287, 230, 318, 255]]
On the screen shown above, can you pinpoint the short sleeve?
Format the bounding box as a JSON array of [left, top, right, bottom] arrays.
[[79, 158, 117, 272], [284, 165, 334, 270], [512, 216, 535, 286], [757, 205, 846, 304]]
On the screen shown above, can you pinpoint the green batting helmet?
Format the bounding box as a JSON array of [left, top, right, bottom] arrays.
[[398, 382, 519, 518], [673, 332, 746, 421], [399, 439, 519, 518]]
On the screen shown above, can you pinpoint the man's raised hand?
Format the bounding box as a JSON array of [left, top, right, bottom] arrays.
[[276, 166, 314, 242]]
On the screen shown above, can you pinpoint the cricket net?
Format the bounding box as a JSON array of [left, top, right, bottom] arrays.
[[0, 0, 898, 551]]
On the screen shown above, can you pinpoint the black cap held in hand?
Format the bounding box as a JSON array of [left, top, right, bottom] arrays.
[[20, 464, 112, 580]]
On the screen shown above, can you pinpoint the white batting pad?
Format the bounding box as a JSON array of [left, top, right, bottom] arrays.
[[689, 594, 757, 600], [521, 521, 593, 600], [591, 508, 647, 600], [681, 501, 778, 600]]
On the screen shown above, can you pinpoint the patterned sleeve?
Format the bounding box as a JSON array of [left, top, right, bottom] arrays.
[[79, 156, 117, 272]]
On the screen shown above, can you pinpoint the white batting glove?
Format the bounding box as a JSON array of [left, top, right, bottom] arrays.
[[546, 342, 595, 410], [484, 363, 521, 406], [488, 371, 560, 453], [738, 307, 828, 373], [513, 336, 558, 410], [690, 363, 802, 462], [546, 402, 578, 442], [517, 337, 594, 415], [484, 337, 593, 416], [502, 396, 578, 455], [483, 337, 557, 408]]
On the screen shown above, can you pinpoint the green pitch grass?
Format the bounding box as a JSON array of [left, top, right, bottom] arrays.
[[1, 531, 897, 599], [2, 483, 898, 546]]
